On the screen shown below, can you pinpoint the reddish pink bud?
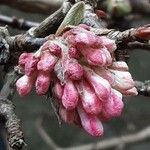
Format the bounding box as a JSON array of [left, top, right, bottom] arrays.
[[41, 40, 61, 56], [35, 71, 51, 95], [66, 59, 83, 80], [102, 89, 124, 119], [25, 54, 39, 76], [81, 48, 107, 66], [122, 87, 138, 96], [109, 69, 135, 92], [18, 53, 32, 67], [62, 80, 79, 110], [16, 75, 34, 96], [100, 36, 117, 52], [135, 26, 150, 40], [84, 67, 111, 101], [77, 80, 102, 114], [68, 47, 80, 58], [49, 43, 62, 56], [95, 10, 108, 18], [77, 106, 104, 137], [53, 81, 64, 100], [37, 51, 57, 72], [59, 105, 75, 124], [110, 61, 129, 71]]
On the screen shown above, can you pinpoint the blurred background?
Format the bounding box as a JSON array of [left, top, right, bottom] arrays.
[[0, 0, 150, 150]]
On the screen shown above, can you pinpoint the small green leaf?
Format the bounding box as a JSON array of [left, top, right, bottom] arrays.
[[55, 1, 85, 36]]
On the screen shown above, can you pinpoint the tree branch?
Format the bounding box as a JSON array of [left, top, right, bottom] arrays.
[[0, 69, 25, 150]]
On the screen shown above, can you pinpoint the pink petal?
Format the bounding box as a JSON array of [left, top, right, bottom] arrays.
[[110, 69, 135, 92], [16, 75, 34, 96], [77, 105, 104, 137], [18, 53, 32, 67], [35, 71, 51, 95], [59, 105, 75, 124], [62, 80, 79, 110], [53, 81, 64, 100], [122, 87, 138, 96], [100, 36, 117, 52], [81, 48, 107, 66], [37, 51, 57, 72], [102, 89, 124, 119], [25, 54, 39, 76], [76, 80, 102, 114], [84, 67, 111, 101], [66, 59, 83, 80], [109, 61, 129, 71]]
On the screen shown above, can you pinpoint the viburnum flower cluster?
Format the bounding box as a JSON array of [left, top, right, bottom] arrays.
[[16, 24, 137, 137]]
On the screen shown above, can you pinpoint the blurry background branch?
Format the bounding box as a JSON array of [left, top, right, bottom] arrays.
[[135, 80, 150, 97], [36, 115, 150, 150], [0, 14, 39, 30], [0, 0, 149, 16]]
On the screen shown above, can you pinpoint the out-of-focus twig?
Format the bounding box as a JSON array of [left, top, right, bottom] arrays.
[[135, 80, 150, 97], [127, 41, 150, 50], [0, 14, 39, 30], [0, 0, 63, 15], [65, 126, 150, 150], [35, 117, 59, 150]]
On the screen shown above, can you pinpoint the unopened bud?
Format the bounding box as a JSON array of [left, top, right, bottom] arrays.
[[84, 67, 111, 101], [16, 75, 34, 96], [25, 54, 39, 76], [37, 51, 57, 72], [62, 80, 79, 110], [35, 71, 51, 95], [77, 80, 102, 114], [66, 59, 83, 80], [77, 105, 104, 137]]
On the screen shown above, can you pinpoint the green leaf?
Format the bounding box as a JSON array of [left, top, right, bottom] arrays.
[[55, 1, 85, 36]]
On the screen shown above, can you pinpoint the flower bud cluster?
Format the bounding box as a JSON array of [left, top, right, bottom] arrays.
[[16, 24, 137, 137]]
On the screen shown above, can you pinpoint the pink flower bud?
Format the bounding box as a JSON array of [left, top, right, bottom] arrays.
[[102, 89, 124, 119], [81, 48, 107, 66], [110, 61, 129, 71], [37, 51, 57, 72], [25, 54, 39, 76], [35, 71, 51, 95], [18, 53, 32, 67], [84, 67, 111, 101], [94, 68, 114, 85], [62, 80, 79, 110], [16, 75, 34, 96], [101, 47, 112, 66], [53, 81, 64, 100], [122, 87, 138, 96], [76, 80, 102, 114], [59, 105, 75, 124], [110, 69, 135, 92], [41, 40, 61, 56], [77, 106, 104, 137], [75, 31, 100, 48], [66, 59, 83, 80], [48, 43, 62, 56], [68, 47, 80, 58], [100, 36, 117, 52]]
